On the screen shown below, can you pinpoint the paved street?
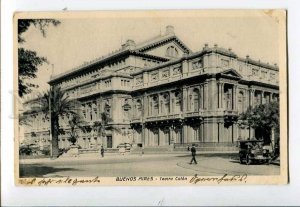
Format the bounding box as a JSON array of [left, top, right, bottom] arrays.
[[19, 153, 280, 178]]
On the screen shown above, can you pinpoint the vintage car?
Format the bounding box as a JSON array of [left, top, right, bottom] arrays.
[[238, 140, 272, 165]]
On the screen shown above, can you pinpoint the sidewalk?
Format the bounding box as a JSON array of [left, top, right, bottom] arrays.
[[19, 151, 238, 164]]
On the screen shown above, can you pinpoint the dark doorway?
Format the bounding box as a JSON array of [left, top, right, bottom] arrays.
[[107, 136, 112, 148]]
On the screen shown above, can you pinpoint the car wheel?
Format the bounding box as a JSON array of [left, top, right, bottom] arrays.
[[239, 157, 243, 164], [246, 155, 251, 165]]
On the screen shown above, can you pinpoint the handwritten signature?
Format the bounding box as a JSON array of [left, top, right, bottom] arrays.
[[189, 174, 248, 184], [19, 176, 101, 186]]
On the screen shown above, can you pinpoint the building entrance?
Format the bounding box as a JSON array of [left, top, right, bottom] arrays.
[[107, 136, 112, 148]]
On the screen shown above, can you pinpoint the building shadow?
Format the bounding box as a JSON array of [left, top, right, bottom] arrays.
[[19, 164, 81, 178], [229, 159, 280, 166]]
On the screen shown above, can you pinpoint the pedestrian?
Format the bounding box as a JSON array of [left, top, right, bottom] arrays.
[[187, 144, 190, 151], [100, 146, 104, 158], [190, 144, 197, 164]]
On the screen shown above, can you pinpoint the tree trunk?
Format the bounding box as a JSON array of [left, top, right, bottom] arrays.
[[51, 114, 60, 158]]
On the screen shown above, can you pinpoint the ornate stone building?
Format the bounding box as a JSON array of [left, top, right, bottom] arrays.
[[22, 25, 279, 151]]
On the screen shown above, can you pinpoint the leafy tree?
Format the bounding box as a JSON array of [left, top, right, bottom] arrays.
[[18, 19, 60, 43], [68, 115, 88, 145], [18, 19, 60, 97], [92, 112, 121, 148], [239, 101, 279, 144], [18, 48, 48, 97], [40, 87, 80, 158]]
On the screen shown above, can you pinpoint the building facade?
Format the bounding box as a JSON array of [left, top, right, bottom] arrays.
[[22, 26, 279, 151]]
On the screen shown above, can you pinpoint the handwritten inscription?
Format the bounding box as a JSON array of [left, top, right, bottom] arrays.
[[18, 174, 247, 186], [19, 176, 101, 186], [190, 174, 248, 184]]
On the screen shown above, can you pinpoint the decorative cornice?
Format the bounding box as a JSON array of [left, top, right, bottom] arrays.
[[238, 57, 279, 71], [136, 35, 192, 54], [48, 50, 131, 84]]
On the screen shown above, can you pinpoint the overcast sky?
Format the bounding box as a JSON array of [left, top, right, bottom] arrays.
[[20, 10, 281, 97]]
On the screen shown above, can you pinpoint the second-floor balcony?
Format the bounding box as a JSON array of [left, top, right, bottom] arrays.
[[145, 113, 182, 123], [183, 110, 204, 119], [131, 110, 205, 124], [131, 117, 142, 124], [223, 109, 239, 117]]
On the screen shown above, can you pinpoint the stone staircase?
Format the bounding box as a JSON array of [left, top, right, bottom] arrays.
[[131, 142, 238, 154], [79, 148, 119, 154], [131, 146, 172, 154]]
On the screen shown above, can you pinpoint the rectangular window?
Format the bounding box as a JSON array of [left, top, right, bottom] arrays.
[[150, 72, 159, 82], [252, 68, 259, 76], [221, 59, 230, 67], [262, 71, 267, 79]]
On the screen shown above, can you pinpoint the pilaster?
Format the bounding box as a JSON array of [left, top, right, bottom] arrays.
[[204, 82, 209, 110], [169, 91, 173, 113], [183, 124, 188, 143], [249, 88, 255, 107], [200, 84, 204, 109], [143, 72, 149, 87], [182, 59, 189, 77], [158, 127, 163, 146], [233, 85, 237, 110], [182, 86, 188, 112], [143, 94, 148, 118], [209, 79, 218, 110], [218, 82, 222, 108]]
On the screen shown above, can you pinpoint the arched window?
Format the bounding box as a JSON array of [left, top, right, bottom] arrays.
[[152, 95, 159, 115], [163, 93, 170, 114], [174, 91, 182, 113], [193, 88, 200, 112], [136, 99, 142, 117], [166, 46, 179, 58], [224, 85, 233, 110], [238, 91, 244, 113]]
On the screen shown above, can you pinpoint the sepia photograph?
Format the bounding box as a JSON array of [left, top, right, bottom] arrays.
[[14, 10, 288, 186]]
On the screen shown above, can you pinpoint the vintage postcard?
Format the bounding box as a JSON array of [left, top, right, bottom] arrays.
[[14, 10, 288, 186]]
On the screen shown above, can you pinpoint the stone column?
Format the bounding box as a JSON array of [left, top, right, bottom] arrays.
[[249, 126, 255, 140], [170, 126, 175, 144], [143, 72, 149, 87], [220, 83, 224, 109], [270, 92, 273, 102], [146, 128, 150, 146], [233, 123, 238, 142], [200, 123, 204, 142], [158, 94, 161, 115], [200, 84, 203, 109], [232, 85, 236, 110], [204, 82, 209, 110], [249, 89, 255, 107], [169, 91, 173, 114], [218, 122, 221, 143], [182, 87, 188, 112], [235, 85, 238, 110], [211, 121, 218, 142], [143, 94, 148, 118], [209, 79, 218, 110], [159, 127, 164, 146], [142, 124, 146, 146], [261, 91, 265, 104], [182, 58, 189, 77], [183, 124, 188, 143], [203, 121, 207, 142], [218, 82, 222, 108]]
